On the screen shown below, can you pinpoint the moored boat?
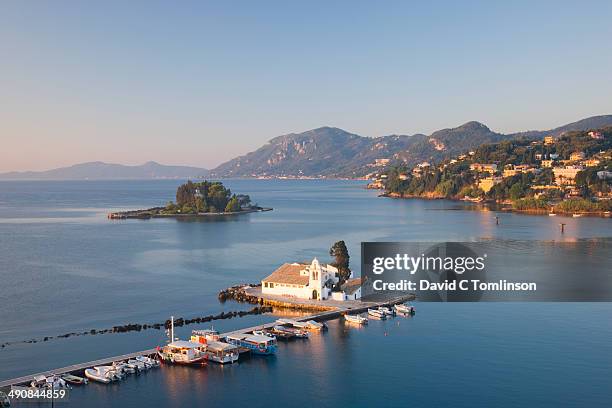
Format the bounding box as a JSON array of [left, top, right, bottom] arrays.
[[127, 359, 148, 371], [226, 333, 277, 355], [112, 361, 134, 375], [61, 374, 88, 385], [203, 340, 240, 364], [157, 341, 207, 365], [157, 316, 206, 365], [345, 314, 368, 325], [305, 320, 326, 331], [191, 330, 239, 364], [135, 356, 160, 368], [30, 375, 70, 390], [394, 304, 415, 314], [378, 306, 395, 316], [368, 308, 387, 319], [0, 391, 9, 407], [85, 366, 120, 384]]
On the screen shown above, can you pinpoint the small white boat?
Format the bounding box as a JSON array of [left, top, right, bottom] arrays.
[[277, 318, 325, 331], [0, 391, 10, 408], [378, 306, 395, 316], [61, 374, 88, 385], [305, 320, 326, 331], [135, 356, 160, 368], [368, 309, 386, 319], [112, 361, 135, 375], [127, 359, 148, 371], [85, 366, 120, 383], [394, 304, 415, 314], [548, 213, 556, 216], [30, 375, 69, 390], [252, 329, 272, 338], [572, 213, 583, 218], [345, 314, 368, 325]]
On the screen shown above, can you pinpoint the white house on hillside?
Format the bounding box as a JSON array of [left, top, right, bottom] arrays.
[[262, 258, 359, 301]]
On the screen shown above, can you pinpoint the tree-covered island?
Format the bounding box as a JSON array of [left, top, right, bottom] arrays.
[[372, 127, 612, 215], [108, 180, 271, 219]]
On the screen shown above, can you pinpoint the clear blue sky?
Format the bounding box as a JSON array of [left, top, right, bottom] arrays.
[[1, 1, 611, 171]]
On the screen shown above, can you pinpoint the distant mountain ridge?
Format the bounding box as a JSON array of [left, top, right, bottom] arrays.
[[0, 161, 209, 180], [210, 115, 612, 178]]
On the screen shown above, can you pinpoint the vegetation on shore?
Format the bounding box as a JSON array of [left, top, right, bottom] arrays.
[[164, 180, 251, 214], [329, 240, 351, 288]]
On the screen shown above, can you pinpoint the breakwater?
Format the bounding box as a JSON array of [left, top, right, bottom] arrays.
[[0, 306, 271, 350]]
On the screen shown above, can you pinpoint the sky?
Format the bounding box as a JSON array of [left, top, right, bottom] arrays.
[[1, 1, 611, 172]]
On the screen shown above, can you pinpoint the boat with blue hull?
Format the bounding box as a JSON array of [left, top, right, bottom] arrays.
[[225, 334, 277, 355]]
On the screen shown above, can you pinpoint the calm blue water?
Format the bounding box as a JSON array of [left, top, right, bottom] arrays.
[[0, 180, 611, 407]]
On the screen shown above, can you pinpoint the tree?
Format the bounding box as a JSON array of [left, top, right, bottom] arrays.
[[224, 196, 241, 212], [329, 241, 351, 287]]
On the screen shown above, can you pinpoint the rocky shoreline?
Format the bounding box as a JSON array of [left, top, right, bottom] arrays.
[[218, 284, 336, 312], [380, 192, 611, 217]]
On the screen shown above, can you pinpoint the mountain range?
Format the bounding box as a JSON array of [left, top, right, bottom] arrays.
[[0, 161, 209, 180], [3, 115, 611, 180], [210, 115, 612, 178]]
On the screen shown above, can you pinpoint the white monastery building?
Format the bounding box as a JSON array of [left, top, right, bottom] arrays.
[[261, 258, 361, 301]]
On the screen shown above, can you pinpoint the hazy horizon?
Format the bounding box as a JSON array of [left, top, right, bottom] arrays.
[[2, 1, 612, 172]]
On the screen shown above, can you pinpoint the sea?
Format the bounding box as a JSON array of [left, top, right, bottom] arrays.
[[0, 179, 610, 407]]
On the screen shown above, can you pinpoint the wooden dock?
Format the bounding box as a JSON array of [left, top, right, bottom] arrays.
[[0, 294, 413, 390]]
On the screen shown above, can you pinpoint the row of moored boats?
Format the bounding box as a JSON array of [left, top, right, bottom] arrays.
[[345, 303, 415, 325], [155, 316, 325, 365]]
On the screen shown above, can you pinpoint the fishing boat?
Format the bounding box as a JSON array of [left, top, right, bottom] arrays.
[[202, 341, 240, 364], [192, 328, 222, 341], [157, 341, 207, 365], [394, 304, 415, 314], [84, 366, 120, 384], [0, 391, 9, 407], [345, 314, 368, 325], [157, 316, 206, 365], [379, 306, 395, 316], [61, 374, 88, 385], [191, 330, 239, 364], [368, 308, 386, 319], [226, 333, 277, 355]]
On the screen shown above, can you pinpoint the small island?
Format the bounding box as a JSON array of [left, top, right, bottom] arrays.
[[108, 180, 272, 219]]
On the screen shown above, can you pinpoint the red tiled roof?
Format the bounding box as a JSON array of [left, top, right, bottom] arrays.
[[262, 263, 309, 285]]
